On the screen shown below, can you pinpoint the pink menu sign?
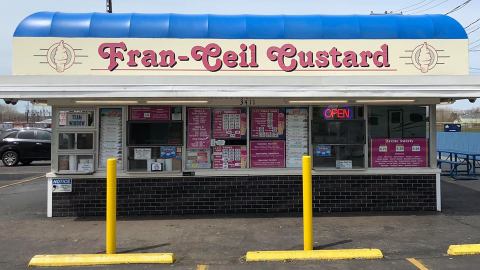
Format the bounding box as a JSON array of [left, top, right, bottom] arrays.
[[251, 108, 285, 138], [213, 109, 247, 139], [130, 106, 170, 121], [250, 140, 286, 168], [212, 145, 247, 169], [370, 138, 428, 167], [187, 108, 211, 149]]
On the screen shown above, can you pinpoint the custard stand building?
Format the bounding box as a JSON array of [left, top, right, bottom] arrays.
[[2, 12, 480, 217]]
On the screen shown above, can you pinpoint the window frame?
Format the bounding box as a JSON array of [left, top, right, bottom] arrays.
[[311, 104, 367, 170], [54, 107, 96, 174], [126, 106, 184, 173], [367, 105, 431, 169]]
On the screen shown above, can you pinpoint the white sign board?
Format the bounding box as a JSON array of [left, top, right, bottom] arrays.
[[134, 148, 151, 160], [52, 178, 72, 193], [336, 160, 353, 169], [13, 38, 468, 76], [286, 108, 309, 168]]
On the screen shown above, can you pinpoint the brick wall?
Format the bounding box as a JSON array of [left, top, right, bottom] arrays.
[[52, 174, 436, 217]]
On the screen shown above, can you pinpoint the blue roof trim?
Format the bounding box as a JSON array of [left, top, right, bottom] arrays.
[[14, 12, 467, 39]]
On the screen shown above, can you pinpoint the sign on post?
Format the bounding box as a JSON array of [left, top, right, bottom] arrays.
[[444, 124, 461, 132]]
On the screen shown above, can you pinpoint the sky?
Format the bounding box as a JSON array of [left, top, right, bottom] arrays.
[[0, 0, 479, 112]]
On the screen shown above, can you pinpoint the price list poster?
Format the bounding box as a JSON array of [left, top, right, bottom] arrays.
[[99, 108, 123, 169], [286, 108, 309, 168]]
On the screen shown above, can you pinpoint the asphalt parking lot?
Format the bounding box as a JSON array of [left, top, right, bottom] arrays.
[[1, 164, 480, 269]]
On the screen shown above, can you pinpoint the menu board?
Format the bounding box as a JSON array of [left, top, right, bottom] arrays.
[[251, 108, 285, 139], [371, 138, 428, 167], [286, 108, 309, 168], [213, 109, 247, 139], [130, 106, 171, 121], [250, 140, 286, 168], [99, 108, 123, 169], [186, 149, 211, 169], [212, 145, 247, 169], [187, 108, 212, 149]]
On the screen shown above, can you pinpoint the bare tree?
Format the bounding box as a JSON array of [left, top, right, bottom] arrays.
[[0, 104, 24, 122], [436, 108, 460, 123]]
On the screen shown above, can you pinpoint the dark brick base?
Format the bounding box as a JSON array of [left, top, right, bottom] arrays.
[[52, 174, 437, 217]]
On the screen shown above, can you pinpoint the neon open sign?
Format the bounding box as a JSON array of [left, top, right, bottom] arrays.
[[322, 107, 353, 120]]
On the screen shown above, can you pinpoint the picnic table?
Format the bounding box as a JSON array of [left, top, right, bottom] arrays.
[[437, 149, 480, 179]]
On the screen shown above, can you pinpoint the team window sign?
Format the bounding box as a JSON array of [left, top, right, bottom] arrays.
[[13, 38, 468, 76]]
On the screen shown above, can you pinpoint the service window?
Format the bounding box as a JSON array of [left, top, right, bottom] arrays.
[[311, 106, 366, 169], [127, 106, 183, 172], [186, 107, 248, 170], [368, 106, 429, 168], [55, 109, 96, 174]]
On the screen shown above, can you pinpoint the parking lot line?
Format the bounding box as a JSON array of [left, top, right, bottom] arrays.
[[197, 264, 209, 270], [0, 175, 44, 189], [406, 258, 429, 270]]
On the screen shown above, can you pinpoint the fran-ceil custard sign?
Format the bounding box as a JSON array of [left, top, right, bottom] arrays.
[[13, 38, 468, 76]]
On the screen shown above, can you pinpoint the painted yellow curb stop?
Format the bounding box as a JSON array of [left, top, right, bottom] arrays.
[[28, 253, 175, 267], [448, 244, 480, 256], [245, 249, 383, 262]]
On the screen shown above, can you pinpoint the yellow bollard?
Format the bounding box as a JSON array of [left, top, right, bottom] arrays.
[[302, 155, 313, 251], [106, 158, 117, 254]]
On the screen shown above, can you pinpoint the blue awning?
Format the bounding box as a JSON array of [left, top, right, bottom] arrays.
[[14, 12, 467, 39]]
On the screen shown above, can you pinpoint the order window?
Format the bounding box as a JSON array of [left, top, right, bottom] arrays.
[[127, 106, 183, 172], [368, 106, 429, 168], [56, 109, 96, 174], [311, 106, 366, 169]]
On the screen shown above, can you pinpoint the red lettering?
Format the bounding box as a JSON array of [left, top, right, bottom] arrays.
[[239, 44, 248, 67], [267, 44, 298, 72], [315, 51, 329, 67], [223, 50, 238, 68], [323, 108, 352, 119], [342, 51, 359, 68], [158, 50, 177, 67], [191, 43, 222, 72], [141, 50, 158, 67], [98, 42, 127, 71], [249, 44, 258, 67], [329, 47, 342, 68], [298, 51, 315, 68], [373, 44, 390, 67], [359, 51, 372, 67], [127, 50, 141, 67]]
